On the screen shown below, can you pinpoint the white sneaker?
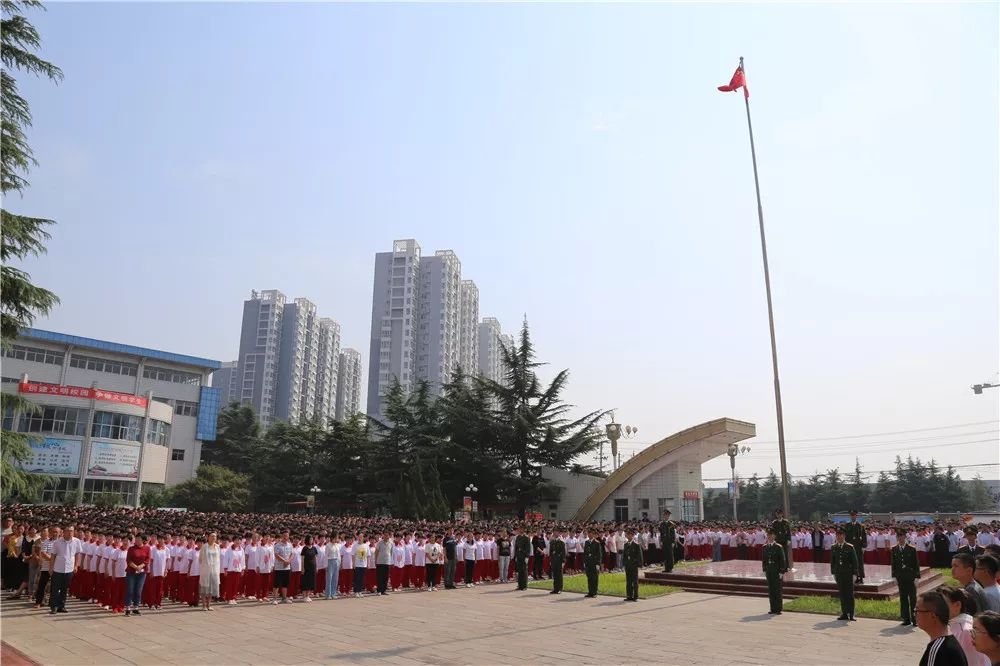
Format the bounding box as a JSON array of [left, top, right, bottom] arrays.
[[304, 597, 312, 603], [271, 600, 278, 605]]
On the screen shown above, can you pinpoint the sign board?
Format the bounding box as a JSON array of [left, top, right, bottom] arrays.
[[306, 495, 315, 508], [683, 491, 700, 500], [463, 496, 473, 512], [18, 437, 82, 475], [472, 500, 479, 512], [727, 481, 740, 499], [86, 441, 140, 479], [20, 382, 148, 408]]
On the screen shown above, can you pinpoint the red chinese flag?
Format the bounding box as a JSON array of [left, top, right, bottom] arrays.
[[718, 66, 749, 99]]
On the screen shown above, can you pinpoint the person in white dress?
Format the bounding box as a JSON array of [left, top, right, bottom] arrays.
[[199, 533, 222, 612]]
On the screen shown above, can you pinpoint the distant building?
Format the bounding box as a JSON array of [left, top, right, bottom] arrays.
[[212, 360, 239, 405], [234, 289, 286, 427], [477, 317, 503, 383], [335, 348, 362, 421], [458, 281, 479, 377], [233, 290, 343, 427], [1, 328, 223, 505], [313, 318, 341, 424], [367, 239, 421, 421]]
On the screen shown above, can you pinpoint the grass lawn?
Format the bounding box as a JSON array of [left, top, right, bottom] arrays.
[[784, 568, 958, 621], [528, 571, 680, 599]]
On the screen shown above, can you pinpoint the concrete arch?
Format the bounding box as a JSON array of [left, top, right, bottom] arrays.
[[571, 417, 756, 522]]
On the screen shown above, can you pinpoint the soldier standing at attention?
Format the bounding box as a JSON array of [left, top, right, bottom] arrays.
[[762, 528, 785, 615], [513, 526, 531, 591], [771, 508, 792, 573], [548, 530, 566, 595], [891, 527, 921, 626], [583, 529, 602, 598], [831, 527, 858, 621], [658, 510, 676, 573], [623, 527, 643, 602], [843, 510, 867, 584]]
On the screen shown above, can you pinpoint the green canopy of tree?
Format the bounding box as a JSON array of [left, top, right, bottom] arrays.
[[164, 465, 251, 513], [1, 0, 61, 502]]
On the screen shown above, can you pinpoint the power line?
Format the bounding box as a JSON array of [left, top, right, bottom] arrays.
[[701, 461, 1000, 483], [738, 420, 999, 445]]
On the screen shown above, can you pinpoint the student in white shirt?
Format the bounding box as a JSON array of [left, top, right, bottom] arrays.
[[424, 535, 443, 591], [49, 525, 83, 614], [324, 535, 341, 599]]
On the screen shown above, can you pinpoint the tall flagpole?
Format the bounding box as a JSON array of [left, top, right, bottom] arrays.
[[739, 57, 792, 523]]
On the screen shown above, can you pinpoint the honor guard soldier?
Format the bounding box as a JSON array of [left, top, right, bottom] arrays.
[[622, 528, 643, 602], [583, 529, 602, 598], [658, 510, 676, 573], [843, 510, 867, 583], [831, 527, 858, 621], [771, 508, 792, 573], [513, 527, 531, 590], [891, 527, 920, 626], [548, 531, 566, 594], [762, 528, 785, 615]]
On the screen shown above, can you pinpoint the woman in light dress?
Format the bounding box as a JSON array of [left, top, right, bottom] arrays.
[[199, 532, 222, 611]]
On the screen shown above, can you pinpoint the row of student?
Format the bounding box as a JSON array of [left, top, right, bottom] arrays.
[[16, 524, 677, 614], [679, 523, 999, 566]]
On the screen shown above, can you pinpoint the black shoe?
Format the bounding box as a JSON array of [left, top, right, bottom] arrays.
[[849, 617, 857, 622], [56, 608, 67, 613], [549, 590, 558, 595], [125, 610, 131, 616], [585, 594, 597, 598], [837, 615, 848, 620], [768, 611, 777, 615], [776, 611, 782, 614], [133, 609, 141, 616], [49, 609, 56, 615], [900, 621, 911, 626]]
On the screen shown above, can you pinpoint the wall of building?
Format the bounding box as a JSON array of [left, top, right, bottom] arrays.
[[592, 459, 704, 522], [539, 466, 606, 520]]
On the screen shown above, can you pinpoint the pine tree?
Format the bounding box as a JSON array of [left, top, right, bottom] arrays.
[[847, 458, 870, 511], [940, 466, 968, 512], [484, 320, 608, 517], [967, 475, 994, 511], [0, 0, 62, 502]]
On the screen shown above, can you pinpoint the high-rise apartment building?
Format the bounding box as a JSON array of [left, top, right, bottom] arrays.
[[235, 289, 285, 427], [234, 290, 345, 427], [314, 318, 341, 424], [335, 348, 362, 421], [212, 360, 239, 405], [417, 250, 462, 388], [477, 317, 503, 383], [500, 333, 516, 358], [367, 240, 421, 420], [459, 280, 479, 376], [275, 298, 319, 424]]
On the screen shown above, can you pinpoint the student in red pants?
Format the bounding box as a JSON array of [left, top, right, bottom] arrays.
[[146, 535, 169, 609], [110, 540, 127, 614]]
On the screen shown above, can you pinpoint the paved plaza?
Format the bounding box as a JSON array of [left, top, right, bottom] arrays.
[[1, 586, 925, 665]]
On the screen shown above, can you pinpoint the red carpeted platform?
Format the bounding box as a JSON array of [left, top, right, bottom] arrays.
[[643, 560, 944, 600]]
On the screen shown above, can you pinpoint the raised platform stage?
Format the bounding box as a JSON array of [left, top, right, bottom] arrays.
[[643, 560, 944, 600]]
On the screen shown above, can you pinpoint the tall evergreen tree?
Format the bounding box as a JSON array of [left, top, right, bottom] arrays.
[[967, 475, 994, 511], [483, 320, 608, 516], [939, 466, 968, 512], [846, 458, 870, 511], [200, 402, 260, 475], [1, 0, 62, 501]]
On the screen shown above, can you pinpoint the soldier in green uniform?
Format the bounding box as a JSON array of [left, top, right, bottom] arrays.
[[890, 527, 920, 626], [583, 529, 602, 598], [548, 530, 566, 594], [831, 527, 858, 621], [658, 510, 676, 572], [771, 508, 792, 573], [843, 509, 867, 584], [762, 527, 785, 615], [513, 526, 531, 591], [622, 527, 643, 602]]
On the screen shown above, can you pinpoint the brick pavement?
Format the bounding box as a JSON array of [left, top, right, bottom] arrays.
[[0, 586, 925, 665]]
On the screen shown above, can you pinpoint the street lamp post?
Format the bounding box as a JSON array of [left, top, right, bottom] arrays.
[[727, 444, 751, 521], [309, 485, 321, 515], [465, 484, 478, 520], [605, 416, 638, 471]]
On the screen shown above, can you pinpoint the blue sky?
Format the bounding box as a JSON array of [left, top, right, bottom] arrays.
[[10, 1, 999, 484]]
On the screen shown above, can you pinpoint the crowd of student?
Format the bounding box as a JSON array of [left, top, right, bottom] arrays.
[[4, 504, 1000, 665]]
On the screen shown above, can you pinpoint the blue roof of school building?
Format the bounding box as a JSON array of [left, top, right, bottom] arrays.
[[23, 329, 222, 370]]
